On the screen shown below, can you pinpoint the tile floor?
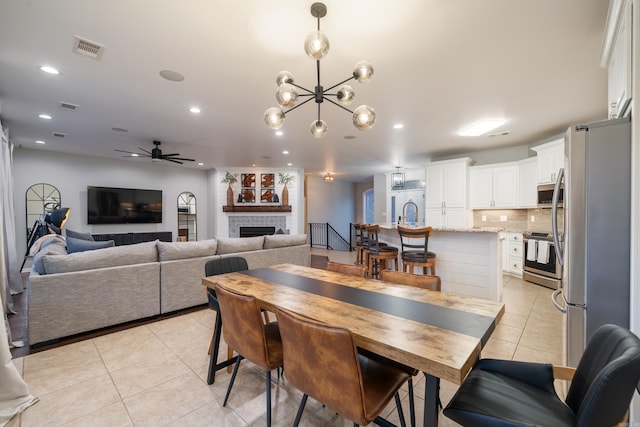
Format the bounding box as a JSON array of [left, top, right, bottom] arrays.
[[7, 248, 564, 426]]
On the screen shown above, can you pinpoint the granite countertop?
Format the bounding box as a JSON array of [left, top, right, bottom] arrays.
[[378, 224, 504, 233]]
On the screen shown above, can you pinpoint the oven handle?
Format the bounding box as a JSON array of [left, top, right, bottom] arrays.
[[551, 288, 567, 313], [552, 168, 564, 267]]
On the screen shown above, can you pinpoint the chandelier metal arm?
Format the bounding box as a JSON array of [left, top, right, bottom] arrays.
[[322, 96, 354, 114], [282, 96, 316, 115], [289, 82, 315, 95], [324, 75, 356, 93]]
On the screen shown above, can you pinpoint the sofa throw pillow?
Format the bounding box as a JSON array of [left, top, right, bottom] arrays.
[[157, 239, 218, 261], [66, 236, 115, 253], [216, 236, 264, 254], [31, 237, 68, 273], [264, 234, 307, 249], [66, 228, 95, 241]]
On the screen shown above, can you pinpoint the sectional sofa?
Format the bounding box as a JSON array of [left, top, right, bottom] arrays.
[[27, 234, 310, 345]]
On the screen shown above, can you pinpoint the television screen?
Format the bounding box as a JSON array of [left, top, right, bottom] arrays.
[[88, 186, 163, 224]]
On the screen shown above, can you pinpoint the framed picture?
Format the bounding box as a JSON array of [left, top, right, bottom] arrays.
[[241, 173, 256, 188], [261, 173, 275, 188], [261, 189, 274, 203], [241, 188, 256, 203]]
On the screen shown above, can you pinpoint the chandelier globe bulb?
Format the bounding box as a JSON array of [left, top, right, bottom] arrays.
[[264, 107, 285, 130], [337, 85, 355, 106], [304, 31, 330, 60], [353, 60, 374, 83], [275, 83, 299, 108], [310, 120, 328, 138], [352, 105, 376, 130], [276, 71, 295, 86]]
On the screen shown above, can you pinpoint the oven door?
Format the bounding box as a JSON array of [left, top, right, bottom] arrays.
[[523, 238, 561, 279]]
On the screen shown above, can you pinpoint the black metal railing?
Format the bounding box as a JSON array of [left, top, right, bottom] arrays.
[[308, 223, 354, 251]]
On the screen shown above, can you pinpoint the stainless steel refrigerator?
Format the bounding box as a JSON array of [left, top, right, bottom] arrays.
[[551, 116, 631, 367]]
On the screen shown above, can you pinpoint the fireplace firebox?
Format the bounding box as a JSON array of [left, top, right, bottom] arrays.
[[239, 226, 276, 238]]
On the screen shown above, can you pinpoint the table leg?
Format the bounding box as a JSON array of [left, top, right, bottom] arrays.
[[422, 372, 440, 427]]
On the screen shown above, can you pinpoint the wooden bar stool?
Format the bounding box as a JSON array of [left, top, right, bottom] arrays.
[[397, 225, 436, 275], [353, 223, 368, 266], [366, 224, 398, 279]]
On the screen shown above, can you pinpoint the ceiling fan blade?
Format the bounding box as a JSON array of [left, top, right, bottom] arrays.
[[162, 152, 180, 157], [164, 158, 184, 164], [166, 156, 195, 162], [114, 149, 136, 154], [138, 147, 152, 155]]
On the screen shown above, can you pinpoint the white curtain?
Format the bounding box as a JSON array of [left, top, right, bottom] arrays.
[[0, 125, 38, 424]]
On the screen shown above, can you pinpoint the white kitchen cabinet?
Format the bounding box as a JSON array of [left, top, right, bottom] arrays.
[[531, 138, 564, 184], [518, 157, 538, 208], [601, 0, 632, 119], [425, 158, 472, 227], [469, 163, 518, 209], [501, 232, 523, 277]]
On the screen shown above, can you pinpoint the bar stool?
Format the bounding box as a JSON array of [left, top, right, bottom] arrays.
[[353, 223, 368, 266], [366, 224, 398, 279], [397, 225, 436, 275]]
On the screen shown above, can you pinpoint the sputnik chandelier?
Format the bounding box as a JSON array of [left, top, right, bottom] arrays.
[[264, 2, 376, 138]]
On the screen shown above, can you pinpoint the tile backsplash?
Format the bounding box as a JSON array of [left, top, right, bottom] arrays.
[[473, 208, 563, 233]]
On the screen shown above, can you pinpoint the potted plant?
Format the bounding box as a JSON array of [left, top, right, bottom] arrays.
[[278, 172, 295, 206], [221, 171, 238, 206]]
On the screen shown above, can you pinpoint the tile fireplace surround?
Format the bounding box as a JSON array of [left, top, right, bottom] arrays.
[[228, 215, 287, 238]]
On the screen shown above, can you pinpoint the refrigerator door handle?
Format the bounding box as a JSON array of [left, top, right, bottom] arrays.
[[551, 288, 567, 313], [552, 168, 565, 266]]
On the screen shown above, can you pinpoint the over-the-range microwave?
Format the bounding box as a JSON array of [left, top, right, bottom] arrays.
[[537, 183, 563, 208]]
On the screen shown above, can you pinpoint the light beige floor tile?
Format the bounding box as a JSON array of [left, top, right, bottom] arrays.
[[519, 328, 564, 355], [158, 320, 213, 370], [490, 323, 523, 344], [21, 374, 120, 427], [166, 400, 249, 427], [63, 401, 134, 427], [5, 413, 21, 427], [481, 337, 518, 360], [512, 343, 564, 365], [147, 312, 206, 336], [123, 370, 216, 427], [97, 333, 171, 372], [23, 339, 98, 371], [92, 324, 155, 353], [497, 311, 528, 329]]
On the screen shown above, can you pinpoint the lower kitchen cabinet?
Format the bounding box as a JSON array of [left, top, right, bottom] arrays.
[[501, 232, 523, 277]]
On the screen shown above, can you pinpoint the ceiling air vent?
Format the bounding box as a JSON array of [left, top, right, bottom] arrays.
[[52, 132, 66, 138], [72, 36, 105, 60], [58, 101, 79, 112]]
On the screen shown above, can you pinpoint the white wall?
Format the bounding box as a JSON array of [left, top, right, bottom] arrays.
[[354, 180, 373, 223], [373, 173, 388, 224], [306, 175, 355, 239], [13, 149, 210, 257]]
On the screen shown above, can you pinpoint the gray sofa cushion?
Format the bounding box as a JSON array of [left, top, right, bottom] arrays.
[[216, 236, 264, 254], [157, 239, 218, 261], [66, 236, 115, 253], [42, 240, 159, 274], [66, 228, 95, 241], [264, 234, 307, 249]]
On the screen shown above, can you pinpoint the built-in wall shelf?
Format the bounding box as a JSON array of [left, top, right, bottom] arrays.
[[222, 205, 291, 213]]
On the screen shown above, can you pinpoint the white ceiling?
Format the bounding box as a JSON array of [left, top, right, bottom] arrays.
[[0, 1, 610, 182]]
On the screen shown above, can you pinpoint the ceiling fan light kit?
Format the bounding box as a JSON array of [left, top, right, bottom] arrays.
[[264, 2, 376, 138]]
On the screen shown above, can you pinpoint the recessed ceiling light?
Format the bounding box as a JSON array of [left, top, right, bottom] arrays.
[[287, 163, 293, 166], [198, 162, 204, 166], [275, 131, 283, 136], [38, 114, 52, 120], [458, 120, 506, 136], [111, 127, 128, 132], [393, 124, 404, 129], [40, 65, 60, 75], [189, 107, 201, 114], [344, 135, 356, 140], [282, 150, 289, 155], [35, 140, 46, 144], [159, 69, 185, 82], [131, 153, 139, 157]]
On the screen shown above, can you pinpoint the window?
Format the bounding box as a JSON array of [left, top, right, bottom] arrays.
[[364, 189, 374, 224]]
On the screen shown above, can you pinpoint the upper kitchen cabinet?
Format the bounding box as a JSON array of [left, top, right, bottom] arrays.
[[517, 157, 538, 208], [469, 163, 518, 209], [425, 158, 472, 227], [531, 138, 564, 184], [601, 0, 632, 119]]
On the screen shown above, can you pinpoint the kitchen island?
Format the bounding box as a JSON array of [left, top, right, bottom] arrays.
[[378, 225, 504, 301]]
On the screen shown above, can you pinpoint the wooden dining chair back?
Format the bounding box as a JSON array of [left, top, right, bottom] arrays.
[[366, 224, 398, 279], [204, 256, 249, 385], [397, 225, 436, 275], [380, 269, 441, 291], [325, 260, 367, 277], [215, 283, 283, 427], [275, 306, 410, 427], [353, 223, 368, 265]]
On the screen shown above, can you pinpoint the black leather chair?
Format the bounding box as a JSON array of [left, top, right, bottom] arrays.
[[443, 323, 640, 427], [204, 256, 248, 385]]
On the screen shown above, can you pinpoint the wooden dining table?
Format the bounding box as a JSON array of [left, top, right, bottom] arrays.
[[202, 263, 504, 427]]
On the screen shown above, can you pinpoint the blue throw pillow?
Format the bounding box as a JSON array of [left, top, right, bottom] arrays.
[[66, 228, 95, 241], [66, 236, 115, 253]]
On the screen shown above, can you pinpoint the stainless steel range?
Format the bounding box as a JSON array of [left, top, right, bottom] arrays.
[[522, 231, 562, 289]]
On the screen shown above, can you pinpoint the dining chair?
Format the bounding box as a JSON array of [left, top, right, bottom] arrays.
[[204, 256, 249, 385], [366, 224, 398, 279], [275, 306, 410, 427], [379, 269, 441, 291], [397, 226, 436, 275], [325, 260, 367, 277], [215, 283, 284, 427], [443, 323, 640, 427]]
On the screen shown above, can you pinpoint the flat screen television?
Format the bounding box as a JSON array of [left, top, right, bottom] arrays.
[[88, 186, 163, 224]]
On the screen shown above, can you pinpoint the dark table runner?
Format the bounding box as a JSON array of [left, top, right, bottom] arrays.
[[241, 268, 496, 346]]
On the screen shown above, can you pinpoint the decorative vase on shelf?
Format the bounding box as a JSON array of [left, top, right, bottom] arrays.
[[282, 185, 289, 206], [227, 185, 234, 207]]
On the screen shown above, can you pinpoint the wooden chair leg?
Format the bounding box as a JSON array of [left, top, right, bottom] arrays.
[[227, 345, 234, 373], [208, 335, 213, 355], [431, 261, 436, 275]]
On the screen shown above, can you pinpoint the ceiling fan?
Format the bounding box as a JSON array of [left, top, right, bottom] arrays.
[[115, 140, 195, 164]]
